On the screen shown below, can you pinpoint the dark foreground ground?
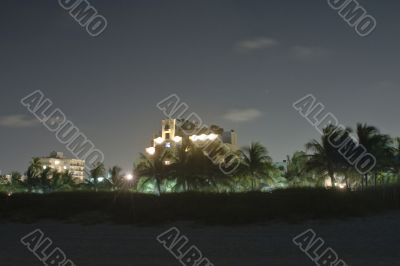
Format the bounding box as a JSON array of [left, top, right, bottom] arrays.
[[2, 188, 400, 224], [1, 212, 400, 266]]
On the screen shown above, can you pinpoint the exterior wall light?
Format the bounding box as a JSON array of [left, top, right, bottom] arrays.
[[145, 147, 156, 155], [173, 136, 182, 143], [154, 137, 164, 145]]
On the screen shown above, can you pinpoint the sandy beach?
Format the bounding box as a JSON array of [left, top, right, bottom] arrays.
[[1, 212, 400, 266]]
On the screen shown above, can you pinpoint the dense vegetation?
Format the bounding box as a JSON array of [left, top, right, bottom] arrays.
[[1, 187, 400, 224], [1, 123, 400, 224], [1, 123, 400, 194]]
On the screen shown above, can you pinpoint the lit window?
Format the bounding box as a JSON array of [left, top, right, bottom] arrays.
[[54, 160, 60, 165], [164, 160, 171, 165]]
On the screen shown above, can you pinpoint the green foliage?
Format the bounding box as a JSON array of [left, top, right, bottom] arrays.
[[285, 151, 319, 187], [240, 142, 274, 191], [2, 123, 400, 194]]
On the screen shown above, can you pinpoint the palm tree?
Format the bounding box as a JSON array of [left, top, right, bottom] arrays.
[[393, 137, 400, 183], [305, 125, 349, 188], [135, 146, 169, 195], [39, 167, 52, 192], [170, 142, 193, 192], [371, 135, 393, 188], [109, 166, 124, 190], [334, 136, 357, 189], [187, 144, 230, 192], [25, 158, 43, 191], [89, 162, 106, 191], [26, 158, 42, 177], [0, 175, 8, 186], [355, 123, 392, 189], [240, 142, 273, 191], [285, 151, 321, 187], [10, 171, 23, 188], [50, 171, 77, 191]]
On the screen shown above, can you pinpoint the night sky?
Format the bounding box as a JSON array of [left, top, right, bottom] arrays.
[[1, 0, 399, 174]]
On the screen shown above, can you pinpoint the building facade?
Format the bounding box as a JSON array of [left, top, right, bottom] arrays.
[[39, 152, 85, 182], [145, 119, 238, 158]]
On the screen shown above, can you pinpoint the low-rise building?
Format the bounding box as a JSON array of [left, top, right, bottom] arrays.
[[39, 152, 85, 182]]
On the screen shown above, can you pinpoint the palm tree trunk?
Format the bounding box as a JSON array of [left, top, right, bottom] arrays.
[[345, 174, 350, 189], [364, 173, 368, 190], [155, 176, 161, 195], [361, 175, 363, 191], [250, 172, 255, 191], [330, 175, 335, 188]]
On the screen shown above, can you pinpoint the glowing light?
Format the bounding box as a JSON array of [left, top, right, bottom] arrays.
[[146, 147, 156, 155], [199, 134, 207, 141], [164, 160, 171, 165], [98, 177, 104, 182], [165, 142, 171, 148], [338, 183, 346, 189], [190, 133, 218, 142], [54, 160, 60, 165], [173, 136, 182, 143], [208, 133, 218, 140], [43, 166, 47, 170], [63, 166, 68, 170], [154, 137, 164, 145], [125, 174, 133, 180]]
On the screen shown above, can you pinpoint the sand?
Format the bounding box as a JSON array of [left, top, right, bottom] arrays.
[[1, 212, 400, 265]]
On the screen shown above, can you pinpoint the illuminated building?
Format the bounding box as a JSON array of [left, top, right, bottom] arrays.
[[145, 119, 238, 157], [39, 151, 85, 182]]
